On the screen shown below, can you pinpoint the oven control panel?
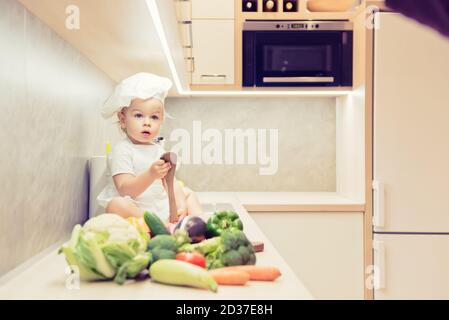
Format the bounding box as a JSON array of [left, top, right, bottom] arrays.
[[242, 0, 298, 13]]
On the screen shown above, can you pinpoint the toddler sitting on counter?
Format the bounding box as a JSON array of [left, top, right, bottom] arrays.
[[97, 73, 206, 230]]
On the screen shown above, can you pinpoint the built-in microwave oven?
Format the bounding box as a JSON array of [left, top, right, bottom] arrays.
[[243, 21, 353, 87]]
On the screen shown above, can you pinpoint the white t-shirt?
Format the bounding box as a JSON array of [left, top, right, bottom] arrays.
[[97, 137, 170, 222]]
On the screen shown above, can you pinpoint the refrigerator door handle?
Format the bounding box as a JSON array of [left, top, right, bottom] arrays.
[[372, 180, 385, 227], [373, 240, 386, 290]]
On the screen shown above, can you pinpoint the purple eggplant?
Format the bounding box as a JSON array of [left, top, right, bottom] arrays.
[[174, 216, 207, 243]]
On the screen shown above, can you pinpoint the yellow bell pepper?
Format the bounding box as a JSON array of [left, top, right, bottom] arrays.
[[127, 217, 150, 234]]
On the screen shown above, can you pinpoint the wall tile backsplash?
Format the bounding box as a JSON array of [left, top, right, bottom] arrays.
[[160, 97, 336, 192], [0, 0, 114, 276]]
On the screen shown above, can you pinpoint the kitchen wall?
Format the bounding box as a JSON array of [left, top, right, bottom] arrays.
[[160, 97, 336, 192], [0, 0, 114, 276]]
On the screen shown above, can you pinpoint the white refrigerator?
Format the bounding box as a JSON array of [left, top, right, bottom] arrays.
[[373, 13, 449, 299]]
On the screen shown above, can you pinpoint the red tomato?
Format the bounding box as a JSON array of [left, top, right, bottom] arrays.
[[175, 252, 206, 268]]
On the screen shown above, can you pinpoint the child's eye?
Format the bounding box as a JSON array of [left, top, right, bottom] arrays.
[[151, 115, 159, 120], [134, 113, 143, 118]]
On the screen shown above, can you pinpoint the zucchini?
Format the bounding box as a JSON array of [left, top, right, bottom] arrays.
[[143, 211, 170, 236], [149, 259, 218, 292]]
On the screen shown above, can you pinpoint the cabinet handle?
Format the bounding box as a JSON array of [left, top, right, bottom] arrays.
[[372, 180, 385, 227], [179, 20, 193, 49], [185, 57, 195, 73], [373, 240, 386, 290], [200, 74, 227, 78], [263, 76, 334, 83]]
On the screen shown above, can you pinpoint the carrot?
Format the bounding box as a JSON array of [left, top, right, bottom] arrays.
[[209, 269, 250, 286], [221, 266, 282, 281]]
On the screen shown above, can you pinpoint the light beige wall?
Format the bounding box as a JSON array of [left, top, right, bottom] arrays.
[[160, 96, 337, 192], [0, 0, 114, 276]]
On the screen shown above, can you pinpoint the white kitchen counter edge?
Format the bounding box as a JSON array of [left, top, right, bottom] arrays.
[[233, 192, 364, 205]]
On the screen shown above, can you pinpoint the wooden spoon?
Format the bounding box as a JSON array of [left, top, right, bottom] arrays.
[[160, 152, 178, 223]]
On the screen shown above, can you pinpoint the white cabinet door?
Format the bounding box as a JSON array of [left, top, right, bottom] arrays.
[[374, 234, 449, 299], [191, 20, 235, 84], [174, 0, 191, 21], [192, 0, 234, 19], [251, 211, 365, 299], [373, 13, 449, 233]]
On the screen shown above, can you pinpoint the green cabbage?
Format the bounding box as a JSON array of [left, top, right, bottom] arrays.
[[59, 214, 151, 284]]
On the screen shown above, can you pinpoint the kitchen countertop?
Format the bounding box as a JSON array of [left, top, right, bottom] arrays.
[[0, 193, 313, 300], [227, 192, 364, 212], [234, 192, 363, 205]]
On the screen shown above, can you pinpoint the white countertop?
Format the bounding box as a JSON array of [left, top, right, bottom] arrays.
[[206, 192, 366, 212], [234, 192, 363, 205], [0, 193, 313, 300]]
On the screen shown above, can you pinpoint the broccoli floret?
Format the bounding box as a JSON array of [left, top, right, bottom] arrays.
[[148, 235, 178, 262], [151, 248, 176, 261], [221, 231, 238, 251], [237, 245, 251, 263], [148, 235, 178, 251], [222, 250, 243, 266], [206, 229, 257, 269], [234, 230, 249, 245]]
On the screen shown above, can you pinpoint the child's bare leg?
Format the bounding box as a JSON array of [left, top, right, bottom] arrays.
[[184, 187, 206, 220], [106, 197, 144, 218]]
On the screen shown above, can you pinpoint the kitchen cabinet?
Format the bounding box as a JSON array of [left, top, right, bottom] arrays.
[[372, 13, 449, 299], [173, 0, 194, 78], [174, 0, 191, 21], [250, 211, 365, 299], [191, 19, 235, 84], [373, 13, 449, 234], [192, 0, 234, 19], [373, 234, 449, 299], [175, 0, 192, 49]]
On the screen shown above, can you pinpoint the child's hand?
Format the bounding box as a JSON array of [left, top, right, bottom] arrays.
[[165, 211, 187, 234], [166, 222, 178, 234], [149, 159, 171, 180]]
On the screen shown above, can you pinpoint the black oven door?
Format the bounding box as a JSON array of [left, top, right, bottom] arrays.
[[244, 30, 352, 87]]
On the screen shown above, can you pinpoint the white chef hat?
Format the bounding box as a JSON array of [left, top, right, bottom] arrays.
[[101, 72, 173, 119]]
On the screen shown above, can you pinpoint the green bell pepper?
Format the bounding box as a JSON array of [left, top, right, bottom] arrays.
[[206, 211, 243, 237]]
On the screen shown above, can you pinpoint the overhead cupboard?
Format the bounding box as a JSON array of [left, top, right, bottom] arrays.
[[174, 0, 235, 85], [172, 0, 364, 90]]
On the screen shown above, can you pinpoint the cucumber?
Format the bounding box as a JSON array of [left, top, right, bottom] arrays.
[[149, 259, 218, 292], [143, 211, 170, 236]]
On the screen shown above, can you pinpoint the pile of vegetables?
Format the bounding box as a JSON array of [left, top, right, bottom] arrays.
[[179, 229, 256, 269], [59, 214, 151, 285], [59, 209, 279, 290], [169, 210, 245, 244]]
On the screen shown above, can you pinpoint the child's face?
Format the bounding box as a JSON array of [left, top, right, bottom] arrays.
[[119, 98, 164, 144]]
